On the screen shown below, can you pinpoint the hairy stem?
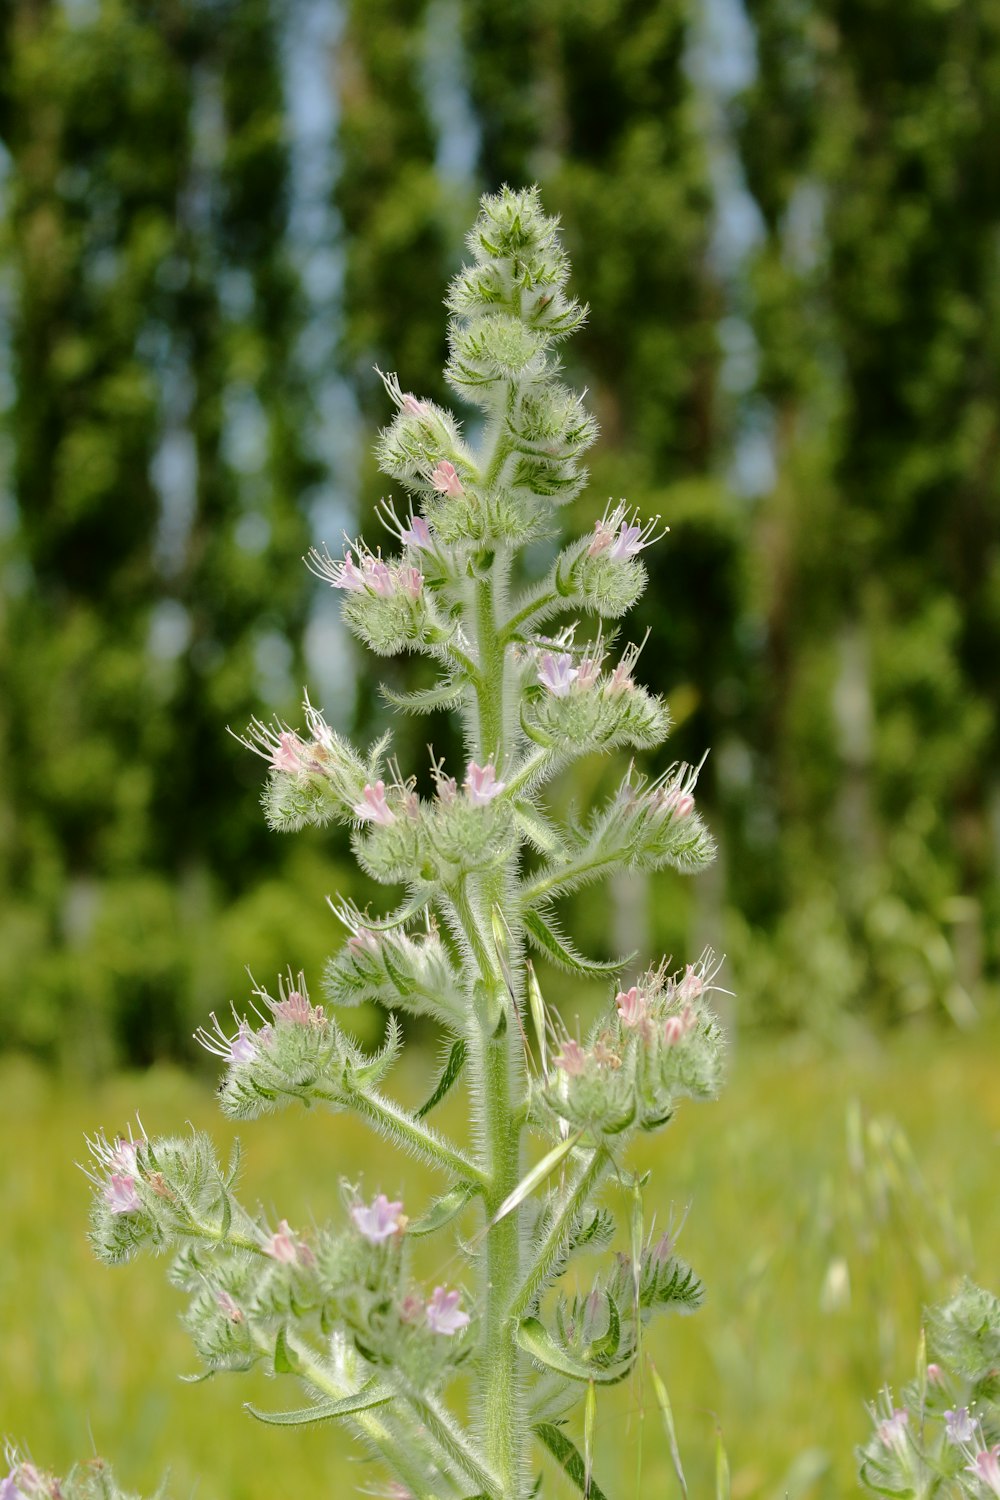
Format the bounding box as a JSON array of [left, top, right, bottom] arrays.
[[346, 1084, 489, 1188]]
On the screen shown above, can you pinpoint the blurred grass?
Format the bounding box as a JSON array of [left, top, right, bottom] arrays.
[[1, 1021, 998, 1499]]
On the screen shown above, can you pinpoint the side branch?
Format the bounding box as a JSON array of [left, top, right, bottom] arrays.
[[347, 1084, 489, 1190]]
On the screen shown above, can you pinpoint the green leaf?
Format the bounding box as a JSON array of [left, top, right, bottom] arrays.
[[715, 1426, 731, 1500], [523, 909, 631, 977], [533, 1423, 610, 1500], [339, 890, 430, 932], [408, 1181, 478, 1236], [514, 803, 566, 858], [516, 1318, 632, 1385], [589, 1293, 621, 1366], [416, 1037, 468, 1118], [381, 678, 468, 713], [273, 1325, 301, 1374], [245, 1382, 391, 1426]]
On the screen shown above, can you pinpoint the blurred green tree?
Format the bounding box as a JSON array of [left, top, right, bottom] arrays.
[[0, 0, 319, 1066], [736, 0, 1000, 1023]]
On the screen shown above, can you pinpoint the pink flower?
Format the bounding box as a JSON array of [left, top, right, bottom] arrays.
[[576, 646, 603, 689], [435, 773, 458, 804], [402, 515, 432, 550], [367, 560, 395, 598], [397, 566, 424, 601], [215, 1289, 244, 1323], [588, 503, 664, 561], [351, 1194, 405, 1243], [876, 1409, 909, 1454], [676, 964, 704, 1002], [616, 986, 648, 1030], [263, 1219, 313, 1266], [662, 1007, 696, 1047], [554, 1039, 587, 1076], [430, 460, 463, 497], [464, 761, 505, 806], [925, 1362, 943, 1385], [354, 781, 395, 826], [104, 1173, 141, 1215], [426, 1286, 470, 1336], [0, 1478, 26, 1500], [402, 393, 430, 417], [659, 787, 695, 819], [348, 928, 380, 957], [967, 1448, 1000, 1497], [324, 551, 367, 592], [271, 731, 307, 773], [271, 988, 317, 1025], [537, 652, 578, 698]]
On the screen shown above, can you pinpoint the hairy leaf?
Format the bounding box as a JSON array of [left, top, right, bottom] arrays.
[[245, 1383, 391, 1426], [516, 1317, 632, 1385], [416, 1036, 468, 1117], [533, 1423, 610, 1500], [522, 909, 631, 976]]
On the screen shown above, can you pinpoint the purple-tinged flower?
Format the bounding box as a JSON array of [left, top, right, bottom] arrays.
[[616, 987, 648, 1031], [309, 548, 366, 593], [215, 1288, 244, 1324], [263, 1219, 313, 1266], [435, 773, 458, 804], [967, 1447, 1000, 1497], [554, 1039, 587, 1077], [464, 761, 505, 806], [945, 1407, 976, 1444], [194, 1012, 258, 1065], [367, 560, 395, 598], [0, 1477, 26, 1500], [351, 1194, 405, 1244], [426, 1286, 470, 1336], [876, 1408, 909, 1454], [104, 1173, 141, 1216], [271, 989, 315, 1025], [348, 929, 381, 957], [430, 460, 463, 497], [402, 514, 432, 550], [576, 644, 604, 689], [354, 781, 395, 826], [401, 392, 430, 417], [537, 652, 579, 698], [397, 566, 424, 601]]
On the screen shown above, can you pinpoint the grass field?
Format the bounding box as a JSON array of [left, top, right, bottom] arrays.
[[1, 1019, 997, 1499]]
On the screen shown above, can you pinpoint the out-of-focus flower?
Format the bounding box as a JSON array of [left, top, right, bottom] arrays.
[[944, 1407, 976, 1444], [426, 1286, 470, 1335], [876, 1408, 909, 1454], [104, 1173, 141, 1216], [351, 1194, 405, 1244]]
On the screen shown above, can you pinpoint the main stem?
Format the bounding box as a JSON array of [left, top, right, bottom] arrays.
[[471, 554, 525, 1496]]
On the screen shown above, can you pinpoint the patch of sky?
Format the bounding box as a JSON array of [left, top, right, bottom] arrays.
[[254, 627, 295, 707], [147, 599, 192, 664], [421, 0, 481, 190]]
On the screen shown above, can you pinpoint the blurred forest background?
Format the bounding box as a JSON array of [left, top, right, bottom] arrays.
[[1, 0, 999, 1072]]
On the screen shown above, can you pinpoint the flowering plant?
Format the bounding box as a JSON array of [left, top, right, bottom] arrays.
[[858, 1280, 1000, 1498], [12, 189, 727, 1500]]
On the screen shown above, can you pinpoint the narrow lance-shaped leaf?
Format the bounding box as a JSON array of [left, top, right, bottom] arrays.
[[584, 1378, 597, 1497], [381, 677, 469, 712], [523, 909, 633, 977], [416, 1037, 468, 1118], [516, 1317, 632, 1385], [408, 1181, 478, 1236], [245, 1383, 392, 1427], [533, 1423, 610, 1500]]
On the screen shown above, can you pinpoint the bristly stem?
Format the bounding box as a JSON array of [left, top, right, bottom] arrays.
[[464, 556, 528, 1495]]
